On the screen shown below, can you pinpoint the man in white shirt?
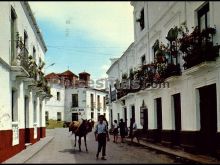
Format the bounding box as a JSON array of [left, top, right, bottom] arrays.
[[94, 115, 110, 160], [131, 118, 138, 142]]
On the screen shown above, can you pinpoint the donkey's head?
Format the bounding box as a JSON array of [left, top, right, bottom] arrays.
[[85, 119, 93, 133]]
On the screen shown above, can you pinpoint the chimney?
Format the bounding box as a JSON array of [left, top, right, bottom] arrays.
[[79, 72, 90, 87]]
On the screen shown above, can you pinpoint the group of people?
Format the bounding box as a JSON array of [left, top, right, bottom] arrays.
[[94, 115, 137, 160], [113, 118, 137, 143]]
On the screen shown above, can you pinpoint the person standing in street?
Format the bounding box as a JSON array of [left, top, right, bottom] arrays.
[[113, 120, 119, 143], [131, 118, 137, 142], [119, 119, 126, 143], [129, 118, 133, 138], [94, 115, 110, 160]]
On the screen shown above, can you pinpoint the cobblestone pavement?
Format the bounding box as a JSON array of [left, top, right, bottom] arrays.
[[25, 128, 186, 164]]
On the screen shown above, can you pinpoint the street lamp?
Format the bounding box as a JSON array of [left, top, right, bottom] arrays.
[[45, 63, 55, 69], [44, 63, 55, 74]]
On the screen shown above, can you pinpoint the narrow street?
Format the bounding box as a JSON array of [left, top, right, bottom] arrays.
[[25, 128, 185, 164]]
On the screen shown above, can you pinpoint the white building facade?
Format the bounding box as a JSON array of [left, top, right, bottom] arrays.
[[0, 1, 50, 163], [65, 87, 109, 122], [44, 83, 65, 121], [45, 71, 109, 123], [107, 1, 220, 155]]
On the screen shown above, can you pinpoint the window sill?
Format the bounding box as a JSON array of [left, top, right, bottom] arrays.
[[12, 121, 19, 125]]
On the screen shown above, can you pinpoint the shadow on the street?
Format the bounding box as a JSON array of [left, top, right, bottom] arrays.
[[59, 148, 89, 155]]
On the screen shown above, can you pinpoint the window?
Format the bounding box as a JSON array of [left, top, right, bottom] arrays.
[[11, 7, 17, 64], [117, 113, 120, 123], [72, 94, 78, 107], [24, 31, 28, 50], [33, 100, 37, 123], [57, 112, 61, 121], [57, 92, 60, 101], [141, 55, 146, 65], [12, 90, 18, 122], [137, 8, 145, 31], [39, 102, 42, 126], [97, 95, 100, 110], [198, 2, 210, 31], [45, 111, 49, 121], [152, 39, 159, 60], [91, 94, 94, 110], [33, 46, 36, 60], [91, 112, 94, 119], [129, 68, 134, 80], [103, 96, 106, 110], [97, 113, 100, 119]]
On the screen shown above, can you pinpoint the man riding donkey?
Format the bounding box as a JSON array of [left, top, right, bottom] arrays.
[[69, 118, 94, 152]]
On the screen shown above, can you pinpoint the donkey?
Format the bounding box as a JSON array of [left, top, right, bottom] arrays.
[[69, 119, 93, 152]]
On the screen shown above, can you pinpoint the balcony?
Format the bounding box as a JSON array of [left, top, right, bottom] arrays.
[[11, 47, 40, 84], [117, 88, 140, 100], [110, 90, 117, 102], [161, 63, 181, 80], [105, 95, 110, 106], [11, 47, 30, 80], [180, 27, 220, 70]]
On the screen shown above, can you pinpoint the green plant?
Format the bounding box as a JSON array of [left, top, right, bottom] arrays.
[[166, 26, 179, 42], [122, 73, 128, 80], [179, 26, 220, 69]]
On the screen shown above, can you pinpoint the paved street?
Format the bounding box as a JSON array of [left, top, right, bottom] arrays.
[[25, 128, 186, 164]]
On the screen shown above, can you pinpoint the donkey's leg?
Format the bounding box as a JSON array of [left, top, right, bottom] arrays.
[[84, 135, 88, 152], [78, 136, 81, 152], [74, 134, 77, 147], [137, 136, 140, 144]]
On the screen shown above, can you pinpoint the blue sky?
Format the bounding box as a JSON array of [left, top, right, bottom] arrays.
[[29, 2, 134, 80]]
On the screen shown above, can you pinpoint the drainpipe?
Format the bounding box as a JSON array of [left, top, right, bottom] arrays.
[[185, 1, 187, 24]]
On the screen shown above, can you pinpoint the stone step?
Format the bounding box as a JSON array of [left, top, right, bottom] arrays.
[[25, 143, 32, 149]]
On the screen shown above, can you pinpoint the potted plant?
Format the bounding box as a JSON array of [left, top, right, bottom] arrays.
[[166, 26, 179, 42], [122, 73, 128, 80]]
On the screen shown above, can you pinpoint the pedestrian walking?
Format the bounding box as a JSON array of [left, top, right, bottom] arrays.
[[113, 120, 119, 143], [94, 115, 110, 160], [131, 118, 137, 142], [129, 118, 133, 138], [103, 117, 109, 130], [119, 119, 126, 143]]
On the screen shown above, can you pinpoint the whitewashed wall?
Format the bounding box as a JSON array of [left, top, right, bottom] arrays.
[[107, 1, 220, 131], [0, 2, 46, 131], [64, 87, 109, 122], [45, 83, 65, 121]]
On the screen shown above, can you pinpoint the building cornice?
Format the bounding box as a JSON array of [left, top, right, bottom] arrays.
[[21, 2, 47, 52], [130, 1, 136, 7], [106, 42, 134, 74], [0, 57, 10, 71]]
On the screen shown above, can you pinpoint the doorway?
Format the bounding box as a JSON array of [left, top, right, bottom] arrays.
[[172, 93, 181, 146], [124, 107, 127, 127], [110, 109, 113, 126], [117, 113, 120, 123], [156, 98, 162, 142], [131, 105, 135, 121], [39, 102, 43, 138], [72, 113, 78, 121], [198, 84, 217, 153], [24, 96, 30, 143], [140, 107, 148, 131]]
